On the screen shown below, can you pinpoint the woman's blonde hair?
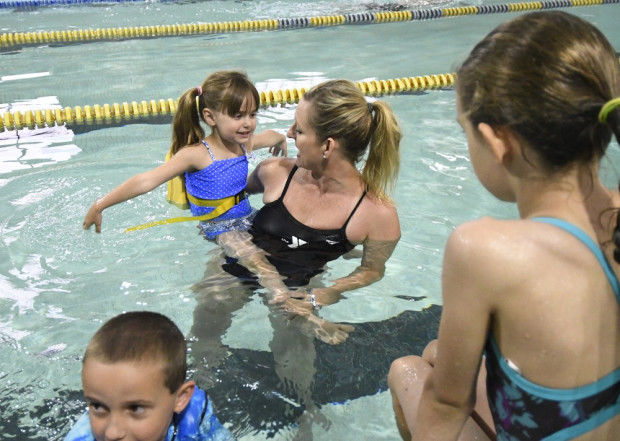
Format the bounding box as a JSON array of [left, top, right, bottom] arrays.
[[303, 80, 401, 199], [170, 70, 259, 154]]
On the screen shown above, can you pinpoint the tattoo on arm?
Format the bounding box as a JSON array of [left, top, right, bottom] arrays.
[[327, 238, 399, 298]]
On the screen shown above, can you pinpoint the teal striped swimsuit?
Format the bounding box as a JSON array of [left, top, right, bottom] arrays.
[[485, 217, 620, 441]]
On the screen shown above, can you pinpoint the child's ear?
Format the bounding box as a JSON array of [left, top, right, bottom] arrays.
[[477, 123, 517, 167], [202, 108, 216, 127], [173, 381, 195, 413]]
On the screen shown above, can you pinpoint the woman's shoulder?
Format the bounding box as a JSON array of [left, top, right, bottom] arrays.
[[360, 193, 398, 219], [352, 193, 400, 241], [256, 157, 296, 181]]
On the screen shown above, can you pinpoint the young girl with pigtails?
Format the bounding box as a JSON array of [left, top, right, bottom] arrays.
[[83, 70, 286, 245]]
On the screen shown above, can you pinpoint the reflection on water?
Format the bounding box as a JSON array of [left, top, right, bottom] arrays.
[[0, 94, 80, 174]]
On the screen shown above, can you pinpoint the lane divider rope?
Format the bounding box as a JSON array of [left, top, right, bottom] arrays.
[[1, 0, 617, 49], [0, 0, 147, 8], [0, 73, 456, 132]]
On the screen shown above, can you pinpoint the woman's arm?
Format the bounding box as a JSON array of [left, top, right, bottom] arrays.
[[83, 145, 205, 232], [306, 238, 399, 305], [307, 200, 401, 306], [412, 222, 494, 440], [248, 130, 287, 157]]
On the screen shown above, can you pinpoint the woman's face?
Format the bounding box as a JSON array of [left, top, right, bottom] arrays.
[[287, 99, 325, 170]]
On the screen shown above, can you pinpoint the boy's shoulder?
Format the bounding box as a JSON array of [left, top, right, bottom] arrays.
[[182, 386, 236, 441], [63, 411, 93, 441]]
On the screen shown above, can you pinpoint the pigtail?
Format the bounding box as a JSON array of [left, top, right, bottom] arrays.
[[363, 100, 401, 200], [170, 87, 205, 155]]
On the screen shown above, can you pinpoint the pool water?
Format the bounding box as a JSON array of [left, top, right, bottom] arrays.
[[0, 1, 618, 439]]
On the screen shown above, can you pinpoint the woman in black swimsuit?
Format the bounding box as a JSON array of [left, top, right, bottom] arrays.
[[240, 79, 402, 315]]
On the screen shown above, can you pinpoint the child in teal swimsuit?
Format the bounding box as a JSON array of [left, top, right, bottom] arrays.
[[63, 311, 235, 441], [388, 11, 620, 441], [82, 70, 286, 242]]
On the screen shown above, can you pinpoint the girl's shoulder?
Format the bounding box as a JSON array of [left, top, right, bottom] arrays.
[[175, 142, 213, 169], [449, 217, 543, 258], [177, 141, 208, 157], [446, 216, 610, 286]]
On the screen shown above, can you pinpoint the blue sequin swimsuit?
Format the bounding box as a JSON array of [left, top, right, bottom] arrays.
[[185, 140, 253, 239], [485, 217, 620, 441]]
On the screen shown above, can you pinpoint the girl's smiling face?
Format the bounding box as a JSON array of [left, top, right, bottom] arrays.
[[208, 96, 258, 149]]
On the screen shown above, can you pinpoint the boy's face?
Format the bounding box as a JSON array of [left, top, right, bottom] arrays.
[[82, 358, 190, 441]]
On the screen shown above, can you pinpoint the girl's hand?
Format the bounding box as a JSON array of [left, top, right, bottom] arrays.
[[83, 201, 103, 233], [268, 135, 287, 157]]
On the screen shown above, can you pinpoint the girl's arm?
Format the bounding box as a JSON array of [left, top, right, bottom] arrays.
[[248, 130, 287, 157], [83, 146, 205, 232], [412, 221, 494, 440]]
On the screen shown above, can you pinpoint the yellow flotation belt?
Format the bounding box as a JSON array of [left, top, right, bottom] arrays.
[[125, 189, 247, 232], [165, 150, 189, 209]]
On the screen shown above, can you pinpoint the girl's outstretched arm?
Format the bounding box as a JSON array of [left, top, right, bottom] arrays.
[[248, 130, 287, 157], [83, 145, 206, 232]]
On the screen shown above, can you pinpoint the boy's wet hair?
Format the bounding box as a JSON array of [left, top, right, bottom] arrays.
[[84, 311, 186, 393]]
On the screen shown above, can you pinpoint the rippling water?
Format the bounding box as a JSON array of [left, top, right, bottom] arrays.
[[1, 1, 619, 439]]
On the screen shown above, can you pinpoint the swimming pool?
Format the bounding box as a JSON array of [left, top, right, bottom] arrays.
[[1, 0, 619, 439]]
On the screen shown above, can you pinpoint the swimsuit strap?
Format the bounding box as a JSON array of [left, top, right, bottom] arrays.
[[532, 217, 620, 301], [240, 143, 248, 155], [278, 165, 298, 201], [341, 190, 367, 229], [201, 140, 216, 161]]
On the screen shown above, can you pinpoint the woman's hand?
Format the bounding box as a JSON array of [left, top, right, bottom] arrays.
[[268, 289, 291, 304], [281, 297, 314, 316], [83, 200, 103, 233], [303, 314, 355, 345]]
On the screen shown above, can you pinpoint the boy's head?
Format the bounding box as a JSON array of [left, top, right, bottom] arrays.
[[81, 311, 194, 441], [84, 311, 186, 392]]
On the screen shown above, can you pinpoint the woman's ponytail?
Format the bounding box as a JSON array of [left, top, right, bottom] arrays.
[[363, 100, 401, 200]]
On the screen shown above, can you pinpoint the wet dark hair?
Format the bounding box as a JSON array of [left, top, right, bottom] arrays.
[[84, 311, 187, 393], [457, 11, 620, 262]]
